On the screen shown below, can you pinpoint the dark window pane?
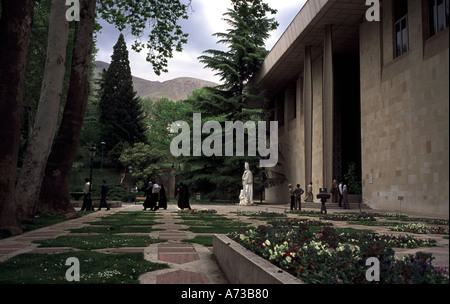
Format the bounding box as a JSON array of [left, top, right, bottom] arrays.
[[394, 0, 408, 21], [438, 0, 445, 31], [429, 0, 437, 36], [446, 0, 449, 28]]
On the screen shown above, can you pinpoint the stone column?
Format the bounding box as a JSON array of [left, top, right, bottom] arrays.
[[303, 45, 313, 186], [323, 24, 334, 191]]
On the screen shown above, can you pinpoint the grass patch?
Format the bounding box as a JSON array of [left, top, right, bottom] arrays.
[[73, 211, 162, 234], [335, 227, 376, 235], [70, 226, 161, 234], [0, 251, 168, 284], [183, 236, 214, 247], [349, 221, 405, 227], [22, 213, 68, 232], [178, 213, 249, 234], [34, 235, 165, 250]]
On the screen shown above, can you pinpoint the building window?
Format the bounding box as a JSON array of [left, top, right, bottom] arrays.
[[429, 0, 449, 36], [394, 0, 409, 58]]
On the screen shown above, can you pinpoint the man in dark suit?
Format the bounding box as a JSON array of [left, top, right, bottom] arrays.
[[98, 179, 110, 211]]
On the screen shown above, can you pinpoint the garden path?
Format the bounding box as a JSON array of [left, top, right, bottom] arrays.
[[0, 202, 447, 284]]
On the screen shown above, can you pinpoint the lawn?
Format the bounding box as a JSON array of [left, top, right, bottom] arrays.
[[177, 212, 251, 234], [0, 251, 168, 284], [0, 211, 168, 284]]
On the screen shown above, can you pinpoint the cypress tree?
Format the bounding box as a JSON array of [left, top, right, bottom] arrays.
[[99, 33, 146, 151]]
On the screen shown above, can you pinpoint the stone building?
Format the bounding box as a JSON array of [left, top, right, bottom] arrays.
[[250, 0, 449, 215]]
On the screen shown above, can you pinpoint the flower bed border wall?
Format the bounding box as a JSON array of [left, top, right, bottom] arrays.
[[213, 234, 303, 284]]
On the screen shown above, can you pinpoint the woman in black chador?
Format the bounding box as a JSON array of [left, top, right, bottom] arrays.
[[158, 184, 167, 210], [143, 182, 153, 210], [176, 182, 191, 210], [176, 182, 185, 209]]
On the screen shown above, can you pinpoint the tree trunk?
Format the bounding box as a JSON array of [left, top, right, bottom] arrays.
[[38, 0, 97, 217], [16, 0, 70, 222], [0, 0, 35, 235]]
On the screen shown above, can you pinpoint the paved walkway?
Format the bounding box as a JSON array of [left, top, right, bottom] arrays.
[[0, 202, 448, 284]]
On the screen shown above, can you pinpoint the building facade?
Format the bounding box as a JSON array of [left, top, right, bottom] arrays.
[[251, 0, 449, 215]]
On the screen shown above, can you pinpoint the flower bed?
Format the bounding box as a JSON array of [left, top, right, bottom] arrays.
[[321, 213, 376, 222], [237, 211, 286, 218], [229, 221, 448, 284], [391, 223, 449, 235]]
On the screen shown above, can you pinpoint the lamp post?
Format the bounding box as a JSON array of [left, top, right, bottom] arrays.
[[127, 166, 133, 203], [100, 142, 106, 170], [86, 144, 97, 211]]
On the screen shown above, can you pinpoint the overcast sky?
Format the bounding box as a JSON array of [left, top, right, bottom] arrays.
[[95, 0, 307, 83]]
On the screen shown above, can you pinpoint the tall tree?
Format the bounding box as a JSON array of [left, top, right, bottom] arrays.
[[38, 1, 191, 217], [16, 0, 70, 222], [178, 0, 278, 199], [38, 0, 97, 218], [0, 0, 35, 234], [99, 33, 147, 151]]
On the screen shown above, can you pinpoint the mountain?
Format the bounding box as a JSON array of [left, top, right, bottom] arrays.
[[94, 61, 217, 101]]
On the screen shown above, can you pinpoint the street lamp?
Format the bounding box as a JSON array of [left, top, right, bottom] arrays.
[[127, 166, 133, 203], [100, 142, 106, 170], [86, 144, 97, 211]]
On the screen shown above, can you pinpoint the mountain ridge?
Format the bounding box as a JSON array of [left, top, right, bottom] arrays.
[[94, 60, 217, 101]]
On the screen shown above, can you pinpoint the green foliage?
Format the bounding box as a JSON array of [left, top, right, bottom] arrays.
[[118, 142, 166, 189], [96, 0, 190, 75], [344, 162, 362, 194], [140, 97, 193, 154], [177, 0, 278, 199], [99, 34, 147, 151]]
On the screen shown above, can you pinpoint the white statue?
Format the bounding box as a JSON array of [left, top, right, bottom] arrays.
[[240, 162, 254, 205]]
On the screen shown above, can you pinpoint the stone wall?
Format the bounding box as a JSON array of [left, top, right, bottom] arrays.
[[359, 0, 449, 214]]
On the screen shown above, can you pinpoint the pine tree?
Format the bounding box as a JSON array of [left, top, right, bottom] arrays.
[[178, 0, 278, 200], [99, 33, 146, 151]]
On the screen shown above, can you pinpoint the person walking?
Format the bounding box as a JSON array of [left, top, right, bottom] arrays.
[[158, 184, 167, 210], [151, 181, 161, 211], [332, 179, 339, 203], [338, 180, 344, 207], [293, 184, 304, 211], [305, 182, 313, 202], [176, 182, 185, 209], [183, 183, 191, 210], [80, 178, 90, 211], [98, 180, 110, 211], [288, 184, 295, 210], [143, 182, 153, 210], [342, 182, 350, 209]]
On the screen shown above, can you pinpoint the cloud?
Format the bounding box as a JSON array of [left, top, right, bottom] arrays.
[[95, 1, 306, 83]]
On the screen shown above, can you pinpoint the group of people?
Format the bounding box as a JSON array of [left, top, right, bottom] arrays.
[[80, 176, 192, 212], [288, 182, 313, 211], [288, 179, 350, 210], [332, 179, 350, 209], [143, 181, 167, 211], [80, 178, 111, 211], [143, 181, 191, 211]]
